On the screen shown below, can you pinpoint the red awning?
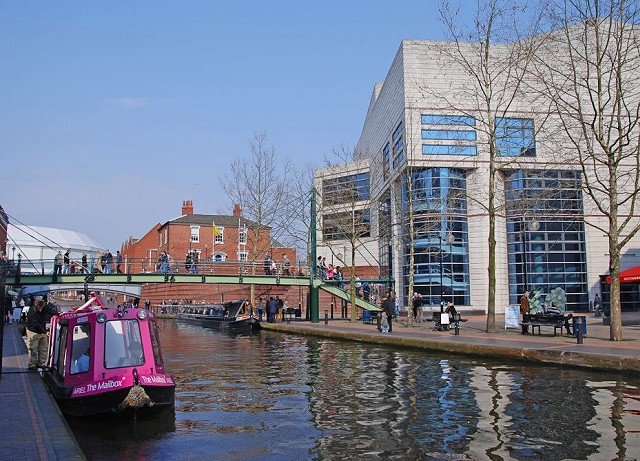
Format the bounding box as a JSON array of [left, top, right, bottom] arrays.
[[606, 265, 640, 284]]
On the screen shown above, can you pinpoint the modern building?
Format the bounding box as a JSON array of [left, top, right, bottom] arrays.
[[315, 34, 640, 314]]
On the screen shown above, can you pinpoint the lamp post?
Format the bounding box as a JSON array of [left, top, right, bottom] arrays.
[[522, 219, 540, 292], [439, 231, 455, 313], [11, 246, 15, 261]]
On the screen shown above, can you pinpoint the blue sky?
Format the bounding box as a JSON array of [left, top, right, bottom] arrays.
[[1, 1, 453, 251]]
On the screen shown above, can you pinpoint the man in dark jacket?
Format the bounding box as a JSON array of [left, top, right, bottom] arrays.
[[383, 289, 395, 333], [26, 300, 48, 370]]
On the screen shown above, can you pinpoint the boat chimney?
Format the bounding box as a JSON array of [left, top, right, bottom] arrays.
[[182, 200, 194, 216]]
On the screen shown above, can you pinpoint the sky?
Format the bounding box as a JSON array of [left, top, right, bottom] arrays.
[[1, 1, 455, 252]]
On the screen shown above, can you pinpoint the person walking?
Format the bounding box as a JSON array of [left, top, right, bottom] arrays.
[[520, 290, 531, 335], [383, 289, 395, 333]]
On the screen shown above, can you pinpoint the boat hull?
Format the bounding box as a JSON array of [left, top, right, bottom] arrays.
[[176, 313, 260, 333], [42, 371, 175, 418]]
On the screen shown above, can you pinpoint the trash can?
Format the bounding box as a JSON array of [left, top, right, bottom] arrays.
[[362, 310, 371, 324], [572, 315, 587, 337]]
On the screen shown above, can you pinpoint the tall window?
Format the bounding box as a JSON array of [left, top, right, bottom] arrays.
[[392, 120, 405, 168], [421, 114, 477, 156], [190, 226, 200, 243], [505, 170, 587, 310], [403, 168, 470, 306], [382, 143, 390, 179], [495, 117, 536, 157]]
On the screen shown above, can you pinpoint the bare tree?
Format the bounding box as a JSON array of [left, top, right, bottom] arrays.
[[534, 0, 640, 340], [221, 133, 292, 301], [316, 147, 377, 322], [435, 0, 544, 332]]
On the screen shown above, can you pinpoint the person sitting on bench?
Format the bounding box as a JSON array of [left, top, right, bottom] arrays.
[[546, 302, 573, 335]]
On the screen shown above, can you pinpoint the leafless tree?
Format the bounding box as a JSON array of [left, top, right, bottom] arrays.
[[221, 132, 292, 301], [534, 0, 640, 340], [434, 0, 545, 332], [316, 147, 377, 322]]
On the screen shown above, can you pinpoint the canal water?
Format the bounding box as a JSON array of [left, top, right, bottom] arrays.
[[68, 319, 640, 460]]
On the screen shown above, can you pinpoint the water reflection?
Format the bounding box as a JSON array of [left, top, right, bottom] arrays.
[[70, 320, 640, 460]]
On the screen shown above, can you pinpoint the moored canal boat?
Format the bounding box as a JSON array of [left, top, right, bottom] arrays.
[[42, 293, 175, 417], [176, 299, 260, 333]]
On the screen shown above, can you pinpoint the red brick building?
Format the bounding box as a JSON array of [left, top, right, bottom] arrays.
[[120, 201, 299, 305]]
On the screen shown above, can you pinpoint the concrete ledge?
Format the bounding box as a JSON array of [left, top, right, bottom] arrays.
[[261, 322, 640, 374]]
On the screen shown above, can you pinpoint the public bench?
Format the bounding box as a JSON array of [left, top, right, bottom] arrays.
[[362, 310, 380, 324], [521, 320, 565, 336]]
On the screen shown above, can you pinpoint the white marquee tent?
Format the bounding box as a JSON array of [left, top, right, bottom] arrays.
[[7, 224, 104, 274]]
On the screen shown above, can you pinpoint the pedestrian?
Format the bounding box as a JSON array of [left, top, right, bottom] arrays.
[[520, 290, 531, 335], [257, 297, 264, 321], [383, 289, 395, 333], [63, 249, 70, 274], [282, 254, 291, 276], [53, 251, 63, 276], [264, 254, 271, 275], [26, 300, 49, 371], [81, 253, 88, 274], [412, 292, 423, 322], [116, 250, 123, 273]]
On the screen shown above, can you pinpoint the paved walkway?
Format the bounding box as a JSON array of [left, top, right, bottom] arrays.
[[0, 323, 86, 461], [262, 310, 640, 373]]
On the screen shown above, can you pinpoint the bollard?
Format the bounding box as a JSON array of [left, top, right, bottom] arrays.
[[324, 310, 328, 325], [576, 316, 584, 344], [454, 313, 460, 335]]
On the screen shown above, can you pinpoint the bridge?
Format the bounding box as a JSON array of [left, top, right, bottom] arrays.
[[4, 271, 385, 316]]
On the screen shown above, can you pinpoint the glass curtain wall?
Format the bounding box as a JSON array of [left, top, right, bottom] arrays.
[[403, 168, 470, 307], [505, 170, 588, 311]]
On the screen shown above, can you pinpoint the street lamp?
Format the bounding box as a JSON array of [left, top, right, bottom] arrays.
[[522, 219, 540, 292], [11, 246, 15, 260], [440, 231, 455, 313]]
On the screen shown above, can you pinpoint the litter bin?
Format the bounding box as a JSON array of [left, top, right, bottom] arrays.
[[572, 315, 587, 337]]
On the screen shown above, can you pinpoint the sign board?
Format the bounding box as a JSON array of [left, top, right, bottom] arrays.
[[505, 305, 520, 329]]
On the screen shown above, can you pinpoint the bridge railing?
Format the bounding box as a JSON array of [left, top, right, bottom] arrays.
[[12, 257, 313, 278]]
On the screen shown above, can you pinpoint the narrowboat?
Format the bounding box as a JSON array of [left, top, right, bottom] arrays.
[[42, 293, 175, 417], [176, 299, 260, 333]]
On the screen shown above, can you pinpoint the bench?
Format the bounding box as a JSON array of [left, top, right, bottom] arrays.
[[521, 321, 565, 336], [362, 310, 380, 324]]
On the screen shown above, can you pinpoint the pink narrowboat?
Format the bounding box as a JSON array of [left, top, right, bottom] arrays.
[[42, 293, 175, 417]]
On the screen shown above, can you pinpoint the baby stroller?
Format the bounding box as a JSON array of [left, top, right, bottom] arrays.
[[433, 312, 451, 331]]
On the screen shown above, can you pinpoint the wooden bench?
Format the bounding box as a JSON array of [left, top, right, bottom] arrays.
[[521, 321, 565, 336]]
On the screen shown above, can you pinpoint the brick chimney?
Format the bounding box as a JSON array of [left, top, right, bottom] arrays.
[[182, 200, 194, 215], [233, 204, 242, 217]]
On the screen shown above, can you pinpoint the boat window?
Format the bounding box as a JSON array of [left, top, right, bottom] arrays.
[[149, 319, 165, 367], [55, 325, 69, 376], [104, 319, 145, 368], [70, 324, 91, 374]]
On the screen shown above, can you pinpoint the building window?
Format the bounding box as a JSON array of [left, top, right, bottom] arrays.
[[239, 227, 247, 245], [505, 170, 587, 310], [382, 143, 390, 179], [402, 168, 470, 306], [422, 145, 477, 156], [495, 117, 536, 157], [322, 173, 370, 206], [190, 226, 200, 243], [421, 114, 477, 156], [214, 227, 224, 244], [322, 209, 371, 241], [238, 251, 248, 262]]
